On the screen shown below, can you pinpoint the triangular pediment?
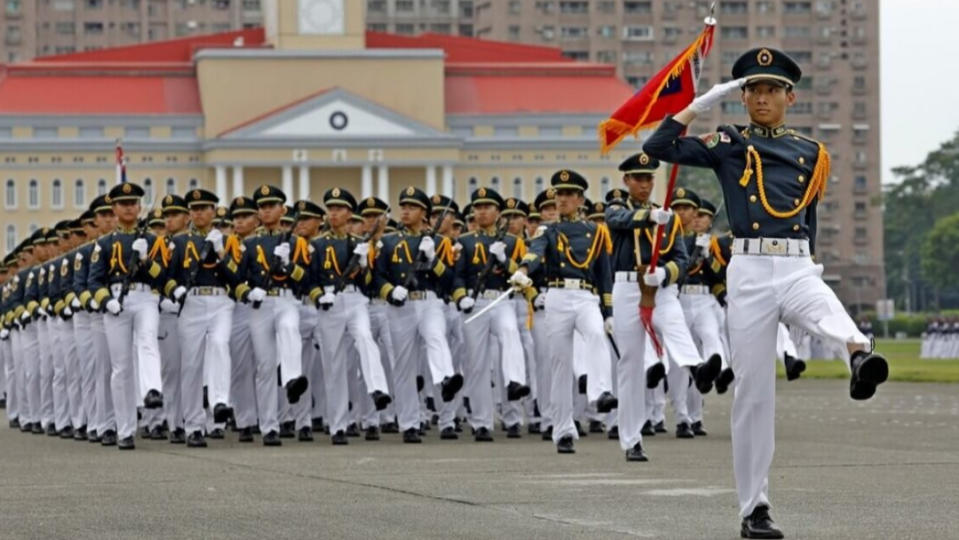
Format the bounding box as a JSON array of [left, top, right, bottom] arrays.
[[218, 87, 454, 142]]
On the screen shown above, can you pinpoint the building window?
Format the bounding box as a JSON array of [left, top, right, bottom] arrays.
[[534, 177, 544, 193], [720, 1, 748, 14], [143, 178, 153, 206], [97, 178, 107, 195], [720, 26, 748, 40], [34, 127, 57, 139], [5, 225, 15, 253], [601, 177, 611, 194], [468, 177, 478, 193], [756, 26, 776, 38], [512, 177, 523, 198], [490, 176, 500, 190], [623, 25, 653, 41], [28, 179, 39, 208], [125, 126, 149, 139], [623, 1, 651, 14], [74, 179, 85, 208], [5, 179, 15, 208], [188, 178, 199, 190], [52, 179, 63, 208], [165, 178, 176, 196]]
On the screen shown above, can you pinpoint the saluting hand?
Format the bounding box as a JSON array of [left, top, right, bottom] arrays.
[[689, 78, 746, 114]]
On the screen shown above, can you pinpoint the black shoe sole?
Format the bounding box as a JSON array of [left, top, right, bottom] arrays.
[[850, 354, 889, 400], [441, 374, 464, 402], [646, 363, 666, 389], [286, 377, 309, 404]]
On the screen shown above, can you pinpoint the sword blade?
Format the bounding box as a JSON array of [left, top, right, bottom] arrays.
[[464, 289, 513, 325]]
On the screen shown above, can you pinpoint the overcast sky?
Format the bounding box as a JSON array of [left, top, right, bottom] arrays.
[[880, 0, 959, 184]]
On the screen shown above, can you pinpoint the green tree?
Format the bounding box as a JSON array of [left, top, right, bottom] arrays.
[[920, 213, 959, 308]]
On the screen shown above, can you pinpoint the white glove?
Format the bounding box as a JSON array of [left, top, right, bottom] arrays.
[[418, 236, 435, 262], [159, 298, 179, 313], [172, 286, 187, 301], [37, 307, 48, 319], [38, 267, 46, 279], [132, 238, 149, 262], [353, 243, 370, 268], [604, 317, 614, 335], [63, 306, 73, 318], [20, 311, 30, 323], [391, 285, 408, 302], [70, 297, 82, 310], [318, 292, 336, 310], [106, 299, 122, 315], [649, 208, 673, 225], [205, 229, 224, 253], [489, 241, 508, 263], [532, 294, 546, 310], [458, 296, 475, 313], [643, 266, 667, 288], [509, 270, 532, 290], [695, 234, 711, 249], [88, 299, 100, 312], [0, 328, 8, 340], [273, 242, 291, 266], [689, 77, 746, 114], [248, 287, 266, 303]]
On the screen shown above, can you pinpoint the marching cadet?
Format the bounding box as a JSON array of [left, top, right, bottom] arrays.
[[74, 195, 118, 444], [213, 206, 232, 234], [360, 196, 395, 434], [231, 185, 309, 446], [222, 196, 260, 442], [51, 220, 86, 439], [643, 47, 888, 538], [87, 182, 167, 450], [451, 187, 530, 442], [69, 210, 98, 441], [1, 255, 14, 422], [429, 194, 465, 440], [373, 186, 463, 444], [11, 233, 40, 434], [157, 194, 189, 443], [162, 189, 235, 448], [527, 188, 557, 440], [307, 188, 391, 445], [510, 170, 618, 454], [37, 227, 60, 436]]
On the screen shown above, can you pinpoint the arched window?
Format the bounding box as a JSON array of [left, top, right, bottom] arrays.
[[143, 178, 153, 206], [28, 223, 38, 234], [5, 225, 15, 253], [74, 179, 85, 208], [165, 178, 176, 196], [468, 177, 478, 192], [28, 179, 39, 208], [97, 178, 107, 196], [490, 176, 500, 191], [188, 178, 199, 190], [534, 177, 544, 193], [51, 179, 63, 208], [4, 179, 15, 208], [512, 177, 523, 198]]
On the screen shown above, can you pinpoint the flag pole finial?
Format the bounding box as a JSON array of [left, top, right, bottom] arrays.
[[705, 2, 717, 25]]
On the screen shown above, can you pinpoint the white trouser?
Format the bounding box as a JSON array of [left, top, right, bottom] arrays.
[[776, 323, 798, 363], [317, 292, 388, 434], [370, 301, 395, 423], [89, 312, 115, 434], [103, 290, 162, 439], [462, 295, 525, 430], [728, 255, 869, 518], [229, 303, 257, 430], [21, 323, 41, 424], [178, 295, 233, 434], [544, 288, 611, 443], [680, 293, 727, 368], [649, 285, 702, 369], [513, 296, 537, 418], [387, 295, 454, 431], [687, 386, 703, 424], [52, 318, 76, 429], [2, 335, 16, 421], [530, 309, 550, 427], [612, 281, 649, 450], [38, 318, 55, 427], [296, 304, 319, 430], [248, 295, 302, 434], [74, 312, 96, 429], [63, 316, 84, 429], [437, 302, 463, 430], [158, 311, 183, 430]]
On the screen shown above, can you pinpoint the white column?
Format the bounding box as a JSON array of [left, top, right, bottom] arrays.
[[281, 165, 294, 200], [377, 165, 389, 202], [361, 165, 373, 198], [425, 165, 437, 195], [441, 165, 454, 197], [298, 165, 310, 201], [214, 165, 227, 202], [231, 165, 244, 199]]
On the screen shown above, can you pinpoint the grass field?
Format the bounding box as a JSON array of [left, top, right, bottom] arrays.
[[779, 339, 959, 383]]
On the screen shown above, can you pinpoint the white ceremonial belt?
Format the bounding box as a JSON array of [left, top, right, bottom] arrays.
[[615, 271, 640, 282], [369, 298, 387, 306], [732, 237, 810, 257], [265, 288, 294, 298], [189, 286, 226, 297], [111, 283, 152, 296], [467, 289, 504, 300], [680, 284, 710, 295], [548, 278, 593, 291], [408, 290, 436, 301], [338, 285, 359, 294]]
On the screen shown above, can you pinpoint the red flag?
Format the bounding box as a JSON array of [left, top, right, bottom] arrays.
[[598, 23, 715, 154], [115, 139, 127, 185]]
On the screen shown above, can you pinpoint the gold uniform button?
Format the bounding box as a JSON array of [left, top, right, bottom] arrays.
[[798, 175, 805, 183], [749, 195, 758, 203], [794, 198, 801, 206], [752, 222, 760, 231], [747, 145, 755, 151], [793, 224, 800, 231], [798, 156, 805, 164]]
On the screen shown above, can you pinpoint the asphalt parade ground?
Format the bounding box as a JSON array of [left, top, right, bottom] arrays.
[[0, 379, 956, 539]]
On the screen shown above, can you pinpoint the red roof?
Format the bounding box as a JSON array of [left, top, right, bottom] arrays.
[[0, 28, 630, 117]]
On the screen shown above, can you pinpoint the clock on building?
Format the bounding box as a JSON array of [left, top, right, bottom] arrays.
[[298, 0, 345, 35]]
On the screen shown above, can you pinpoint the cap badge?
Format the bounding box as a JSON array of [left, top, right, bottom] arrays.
[[639, 153, 650, 165], [164, 195, 173, 205], [260, 185, 270, 196], [331, 187, 341, 197], [192, 190, 201, 200], [757, 48, 773, 67], [405, 186, 415, 196], [122, 183, 132, 194], [432, 194, 441, 204], [298, 201, 306, 210], [559, 170, 570, 182], [368, 198, 377, 207], [506, 199, 516, 209], [677, 188, 686, 198], [477, 187, 487, 197]]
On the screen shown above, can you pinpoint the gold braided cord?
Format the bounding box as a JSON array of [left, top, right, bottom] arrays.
[[323, 246, 342, 276], [738, 143, 830, 219], [559, 225, 610, 270], [224, 234, 242, 263], [110, 242, 128, 274], [293, 236, 311, 265], [643, 217, 681, 256]]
